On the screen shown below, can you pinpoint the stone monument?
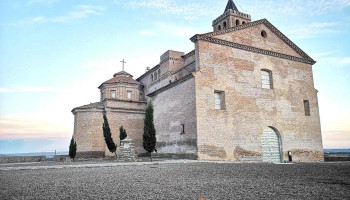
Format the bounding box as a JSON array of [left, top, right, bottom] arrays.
[[117, 136, 138, 162]]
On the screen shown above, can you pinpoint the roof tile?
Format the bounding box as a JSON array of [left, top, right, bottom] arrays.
[[101, 71, 140, 86]]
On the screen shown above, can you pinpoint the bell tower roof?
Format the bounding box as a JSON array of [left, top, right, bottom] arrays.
[[212, 0, 251, 32], [225, 0, 239, 12]]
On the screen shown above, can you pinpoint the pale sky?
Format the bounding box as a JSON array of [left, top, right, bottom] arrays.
[[0, 0, 349, 153]]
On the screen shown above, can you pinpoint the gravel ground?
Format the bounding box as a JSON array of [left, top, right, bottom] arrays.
[[0, 157, 164, 168], [1, 162, 349, 199], [0, 159, 118, 168]]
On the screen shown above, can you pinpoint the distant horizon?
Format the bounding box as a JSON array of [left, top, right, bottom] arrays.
[[0, 151, 68, 155], [1, 148, 349, 156], [0, 138, 349, 155]]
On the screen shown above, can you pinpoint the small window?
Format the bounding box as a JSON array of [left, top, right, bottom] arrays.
[[261, 30, 267, 38], [158, 69, 161, 79], [214, 91, 225, 110], [127, 91, 131, 99], [261, 70, 273, 89], [151, 74, 154, 82], [111, 90, 116, 98], [140, 93, 143, 100], [223, 21, 227, 29], [180, 124, 185, 135], [304, 100, 310, 116], [218, 25, 221, 30], [236, 19, 240, 26]]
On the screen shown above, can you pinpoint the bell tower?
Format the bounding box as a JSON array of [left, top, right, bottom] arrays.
[[212, 0, 251, 31]]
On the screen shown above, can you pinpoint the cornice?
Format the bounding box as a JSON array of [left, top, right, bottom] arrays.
[[72, 100, 147, 114], [195, 36, 315, 65], [159, 57, 183, 65], [182, 50, 195, 60], [98, 81, 141, 90], [72, 107, 145, 115], [71, 106, 104, 114], [172, 61, 196, 74], [105, 107, 146, 113], [99, 81, 141, 88]]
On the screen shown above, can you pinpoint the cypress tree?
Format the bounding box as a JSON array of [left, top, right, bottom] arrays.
[[103, 114, 117, 157], [69, 137, 77, 161], [143, 101, 157, 162], [119, 126, 127, 143]]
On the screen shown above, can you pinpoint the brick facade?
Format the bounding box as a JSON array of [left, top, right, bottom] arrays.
[[194, 34, 323, 161]]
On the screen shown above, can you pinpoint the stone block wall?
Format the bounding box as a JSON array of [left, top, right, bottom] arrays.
[[0, 156, 46, 164], [54, 155, 72, 163], [150, 77, 197, 155]]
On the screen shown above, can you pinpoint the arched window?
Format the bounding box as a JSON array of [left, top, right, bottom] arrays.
[[223, 21, 227, 29], [242, 21, 246, 25], [158, 69, 161, 79], [235, 19, 240, 26], [151, 74, 154, 82], [261, 69, 273, 89], [154, 72, 157, 80], [218, 25, 221, 30]]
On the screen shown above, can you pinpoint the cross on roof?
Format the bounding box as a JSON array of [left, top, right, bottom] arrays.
[[120, 59, 126, 71]]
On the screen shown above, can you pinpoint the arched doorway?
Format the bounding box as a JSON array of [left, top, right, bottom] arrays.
[[261, 127, 282, 163]]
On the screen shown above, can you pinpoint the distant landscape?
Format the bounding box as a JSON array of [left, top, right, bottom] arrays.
[[323, 149, 350, 155], [1, 149, 349, 157], [323, 149, 350, 162], [0, 151, 68, 158]]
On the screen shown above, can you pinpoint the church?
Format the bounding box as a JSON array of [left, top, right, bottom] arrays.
[[72, 0, 324, 162]]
